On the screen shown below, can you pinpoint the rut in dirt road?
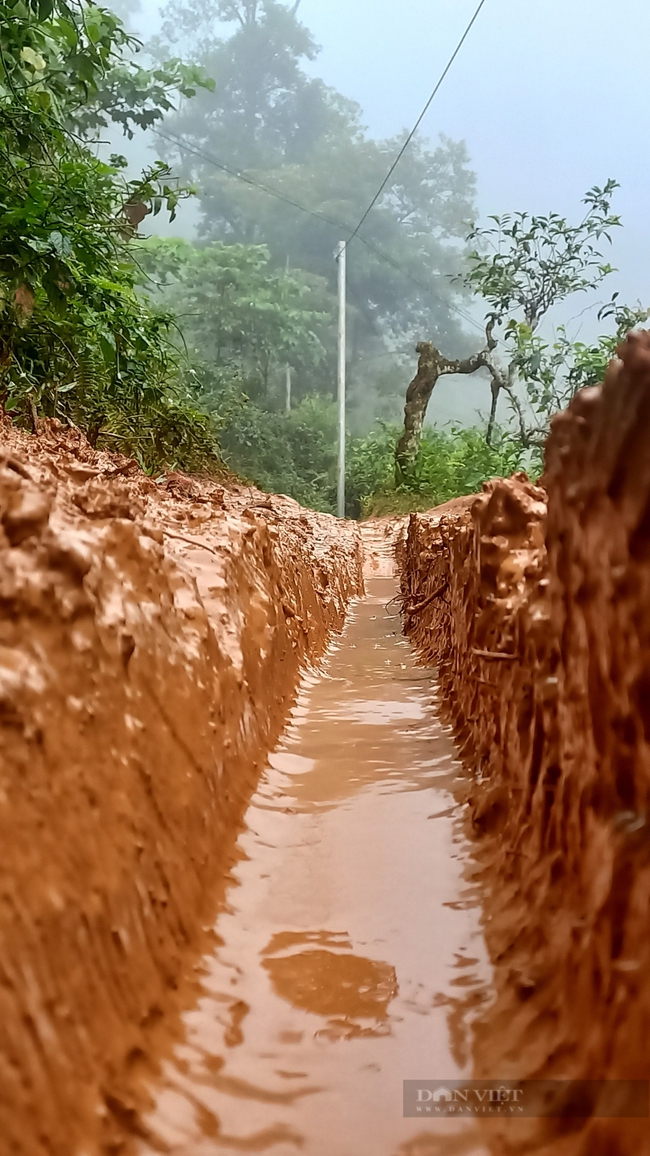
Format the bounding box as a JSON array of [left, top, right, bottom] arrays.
[[137, 575, 491, 1156]]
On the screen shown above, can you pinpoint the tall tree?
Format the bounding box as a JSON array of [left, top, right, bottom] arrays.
[[151, 0, 479, 428], [154, 0, 340, 169], [137, 237, 330, 403]]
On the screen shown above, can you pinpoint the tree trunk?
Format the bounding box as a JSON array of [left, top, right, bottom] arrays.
[[395, 341, 490, 484], [395, 344, 442, 482]]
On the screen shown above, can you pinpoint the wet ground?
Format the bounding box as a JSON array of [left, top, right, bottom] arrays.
[[139, 578, 491, 1156]]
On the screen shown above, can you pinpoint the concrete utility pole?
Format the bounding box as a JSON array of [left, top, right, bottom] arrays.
[[285, 254, 292, 418], [336, 240, 347, 519]]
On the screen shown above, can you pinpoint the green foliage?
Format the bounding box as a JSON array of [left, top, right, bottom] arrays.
[[1, 0, 213, 138], [194, 369, 532, 515], [204, 382, 338, 511], [434, 180, 650, 451], [0, 0, 221, 472], [191, 370, 527, 519], [509, 301, 649, 423], [137, 237, 330, 404], [155, 0, 345, 169], [466, 181, 622, 329], [348, 424, 531, 518], [206, 132, 477, 360]]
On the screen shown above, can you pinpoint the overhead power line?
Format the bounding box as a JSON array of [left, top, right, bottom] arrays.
[[355, 232, 484, 334], [348, 0, 489, 243], [152, 128, 346, 232], [151, 127, 485, 335]]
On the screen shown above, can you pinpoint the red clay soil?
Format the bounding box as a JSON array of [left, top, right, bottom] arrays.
[[0, 419, 363, 1155], [399, 331, 650, 1155]]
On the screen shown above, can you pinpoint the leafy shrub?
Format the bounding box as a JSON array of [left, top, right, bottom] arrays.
[[0, 0, 220, 473], [202, 380, 338, 511], [348, 423, 533, 518]]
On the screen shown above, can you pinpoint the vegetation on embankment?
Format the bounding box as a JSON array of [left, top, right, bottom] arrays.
[[348, 422, 532, 517], [0, 0, 222, 473]]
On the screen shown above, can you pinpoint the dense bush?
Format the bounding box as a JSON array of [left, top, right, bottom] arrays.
[[201, 387, 532, 516], [0, 0, 220, 473], [347, 423, 533, 518], [201, 381, 338, 511]]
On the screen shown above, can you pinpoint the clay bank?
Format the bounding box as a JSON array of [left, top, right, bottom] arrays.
[[0, 420, 363, 1154], [400, 331, 650, 1156], [2, 333, 650, 1156]]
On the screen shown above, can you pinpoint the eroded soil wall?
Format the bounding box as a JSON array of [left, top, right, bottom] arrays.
[[0, 421, 363, 1155], [399, 332, 650, 1155]]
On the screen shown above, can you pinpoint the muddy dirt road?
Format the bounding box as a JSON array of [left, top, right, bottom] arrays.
[[137, 571, 490, 1156], [0, 421, 365, 1155], [6, 337, 650, 1156]]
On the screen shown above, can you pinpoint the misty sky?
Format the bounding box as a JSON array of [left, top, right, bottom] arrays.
[[135, 0, 650, 425], [306, 0, 650, 314]]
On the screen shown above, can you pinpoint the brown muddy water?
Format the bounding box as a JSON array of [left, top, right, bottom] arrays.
[[139, 578, 491, 1156]]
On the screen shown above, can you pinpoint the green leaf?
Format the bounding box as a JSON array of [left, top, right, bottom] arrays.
[[99, 334, 116, 365], [48, 230, 73, 257]]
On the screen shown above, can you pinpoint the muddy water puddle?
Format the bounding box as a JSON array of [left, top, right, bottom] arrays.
[[140, 579, 491, 1156]]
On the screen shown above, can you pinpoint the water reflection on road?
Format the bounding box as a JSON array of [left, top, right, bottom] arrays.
[[139, 579, 491, 1156]]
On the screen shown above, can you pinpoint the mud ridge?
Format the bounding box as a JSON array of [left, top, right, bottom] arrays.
[[0, 420, 363, 1155], [399, 332, 650, 1155]]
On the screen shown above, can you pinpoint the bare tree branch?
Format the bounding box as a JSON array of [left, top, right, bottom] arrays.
[[485, 380, 500, 446], [395, 183, 626, 473], [485, 314, 498, 351]]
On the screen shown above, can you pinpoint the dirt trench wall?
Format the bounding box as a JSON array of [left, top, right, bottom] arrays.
[[399, 332, 650, 1155], [0, 422, 363, 1156]]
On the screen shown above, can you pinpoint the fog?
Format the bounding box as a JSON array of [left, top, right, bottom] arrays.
[[123, 0, 650, 426], [299, 0, 650, 323]]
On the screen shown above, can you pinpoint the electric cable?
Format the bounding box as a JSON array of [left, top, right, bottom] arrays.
[[348, 0, 489, 243]]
